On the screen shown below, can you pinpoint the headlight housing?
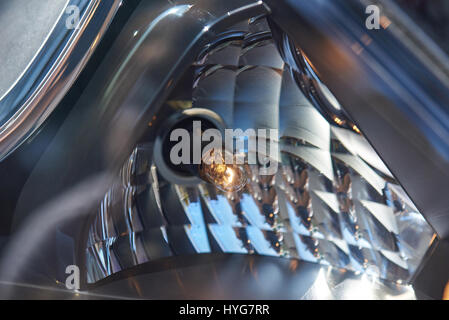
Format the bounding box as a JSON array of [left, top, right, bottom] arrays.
[[3, 0, 447, 300]]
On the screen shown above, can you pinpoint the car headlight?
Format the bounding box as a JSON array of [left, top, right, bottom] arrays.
[[2, 0, 447, 300], [84, 14, 434, 286]]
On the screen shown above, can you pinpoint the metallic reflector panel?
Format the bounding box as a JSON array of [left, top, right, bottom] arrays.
[[85, 17, 434, 285]]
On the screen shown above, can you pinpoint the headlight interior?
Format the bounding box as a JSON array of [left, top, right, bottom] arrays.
[[84, 16, 435, 286]]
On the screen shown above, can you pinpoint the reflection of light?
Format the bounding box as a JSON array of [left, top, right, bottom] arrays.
[[342, 274, 375, 300], [334, 117, 344, 125], [303, 268, 333, 299], [319, 82, 342, 111], [351, 42, 364, 55], [444, 281, 449, 300], [167, 5, 193, 17], [303, 53, 319, 76], [352, 125, 360, 134], [384, 285, 416, 300], [225, 167, 234, 184], [380, 16, 391, 29]]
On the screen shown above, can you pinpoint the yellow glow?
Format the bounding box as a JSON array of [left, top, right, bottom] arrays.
[[443, 281, 449, 300], [334, 117, 344, 125], [225, 167, 235, 184], [352, 125, 360, 134], [200, 149, 247, 192]]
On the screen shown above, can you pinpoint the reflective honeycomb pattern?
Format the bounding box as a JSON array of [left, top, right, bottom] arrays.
[[85, 18, 434, 284]]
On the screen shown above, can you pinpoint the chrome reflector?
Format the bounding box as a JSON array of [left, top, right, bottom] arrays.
[[85, 17, 434, 285]]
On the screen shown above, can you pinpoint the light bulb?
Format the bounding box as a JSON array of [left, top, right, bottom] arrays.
[[199, 148, 247, 192]]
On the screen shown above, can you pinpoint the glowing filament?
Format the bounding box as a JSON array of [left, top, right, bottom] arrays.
[[200, 149, 247, 192]]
